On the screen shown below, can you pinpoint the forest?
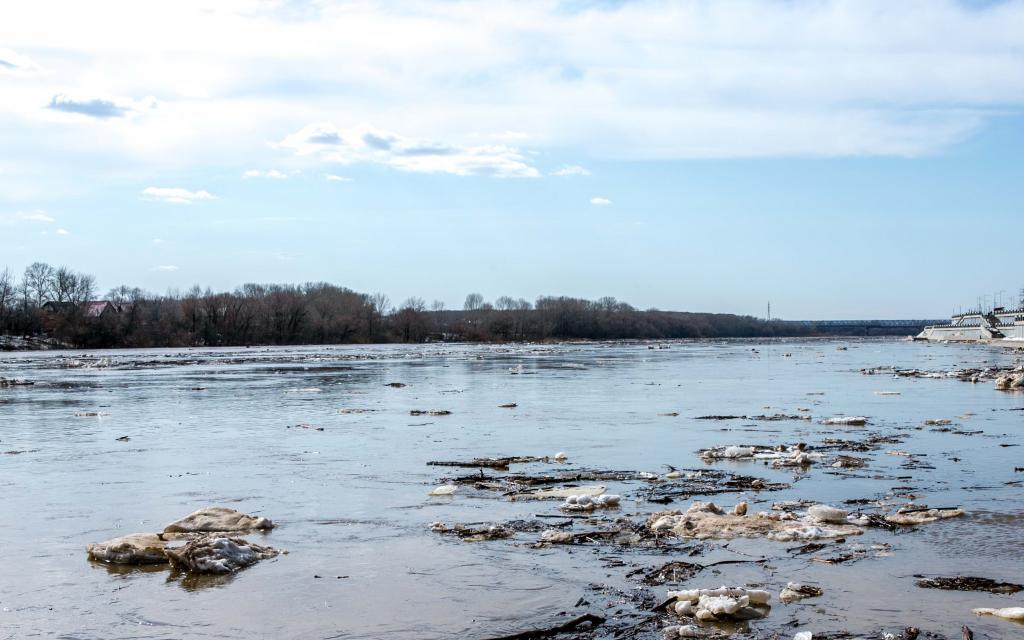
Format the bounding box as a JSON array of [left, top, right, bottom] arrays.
[[1, 261, 821, 348]]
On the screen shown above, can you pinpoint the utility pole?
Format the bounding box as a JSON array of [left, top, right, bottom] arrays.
[[767, 301, 771, 322]]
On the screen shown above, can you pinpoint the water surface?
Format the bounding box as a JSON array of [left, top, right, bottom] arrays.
[[1, 339, 1022, 639]]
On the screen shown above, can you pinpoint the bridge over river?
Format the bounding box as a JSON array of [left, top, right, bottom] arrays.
[[783, 319, 945, 336]]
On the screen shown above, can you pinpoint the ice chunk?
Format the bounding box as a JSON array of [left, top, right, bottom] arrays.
[[886, 507, 964, 526], [561, 493, 620, 512], [539, 530, 574, 544], [512, 484, 605, 500], [822, 416, 867, 426], [973, 606, 1024, 621], [163, 506, 274, 533], [696, 594, 747, 619], [164, 535, 280, 574], [780, 582, 823, 603], [86, 533, 168, 565], [807, 504, 848, 524], [724, 446, 755, 458]]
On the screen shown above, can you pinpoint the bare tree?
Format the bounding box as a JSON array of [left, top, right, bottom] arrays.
[[367, 292, 390, 338], [53, 267, 95, 305], [495, 296, 517, 311], [22, 261, 55, 307], [431, 299, 445, 312], [464, 292, 484, 311], [0, 267, 13, 328], [401, 297, 426, 312], [396, 297, 427, 341]]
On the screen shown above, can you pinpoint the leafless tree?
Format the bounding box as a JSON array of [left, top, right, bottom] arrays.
[[54, 266, 95, 305], [367, 292, 391, 337], [0, 267, 13, 327], [495, 296, 517, 311], [22, 261, 55, 307], [463, 292, 484, 311]]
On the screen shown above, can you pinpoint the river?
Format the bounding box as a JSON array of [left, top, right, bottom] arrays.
[[1, 338, 1022, 639]]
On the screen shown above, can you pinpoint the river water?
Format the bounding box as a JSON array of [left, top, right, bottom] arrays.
[[1, 338, 1022, 639]]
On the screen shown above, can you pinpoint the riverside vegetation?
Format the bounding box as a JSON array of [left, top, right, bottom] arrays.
[[3, 261, 870, 349]]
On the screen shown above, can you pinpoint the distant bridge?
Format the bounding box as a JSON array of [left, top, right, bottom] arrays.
[[783, 319, 945, 336]]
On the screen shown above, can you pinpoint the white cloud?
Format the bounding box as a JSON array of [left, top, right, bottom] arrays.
[[0, 210, 56, 223], [280, 122, 539, 177], [552, 165, 591, 177], [590, 197, 612, 205], [142, 187, 215, 204], [47, 93, 157, 119], [243, 168, 288, 179], [55, 228, 70, 235], [324, 174, 352, 182], [0, 48, 41, 76], [153, 265, 179, 272], [152, 238, 164, 244]]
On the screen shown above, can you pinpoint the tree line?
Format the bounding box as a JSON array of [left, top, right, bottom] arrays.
[[1, 261, 816, 349]]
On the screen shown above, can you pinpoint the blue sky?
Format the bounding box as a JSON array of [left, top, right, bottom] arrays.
[[1, 0, 1022, 319]]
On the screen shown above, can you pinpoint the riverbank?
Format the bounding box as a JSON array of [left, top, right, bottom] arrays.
[[0, 334, 71, 351]]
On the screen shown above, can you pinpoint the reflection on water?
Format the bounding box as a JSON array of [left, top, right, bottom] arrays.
[[1, 339, 1022, 638], [167, 569, 238, 592]]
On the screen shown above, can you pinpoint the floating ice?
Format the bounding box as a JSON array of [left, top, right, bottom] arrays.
[[806, 504, 848, 525], [165, 535, 280, 574], [511, 484, 605, 500], [663, 624, 700, 638], [86, 533, 168, 565], [667, 586, 771, 622], [886, 507, 964, 526], [561, 493, 620, 511], [780, 582, 823, 603], [995, 374, 1024, 390], [822, 416, 868, 426], [972, 606, 1024, 622], [648, 501, 863, 541], [163, 506, 274, 533], [539, 530, 574, 544]]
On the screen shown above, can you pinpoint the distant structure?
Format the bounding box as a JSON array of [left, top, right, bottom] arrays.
[[41, 300, 126, 319], [786, 319, 941, 336], [917, 306, 1024, 342]]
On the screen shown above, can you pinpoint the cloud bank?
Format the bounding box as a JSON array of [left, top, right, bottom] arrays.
[[0, 0, 1022, 187]]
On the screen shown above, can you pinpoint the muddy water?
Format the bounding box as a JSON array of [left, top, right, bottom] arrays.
[[1, 339, 1022, 639]]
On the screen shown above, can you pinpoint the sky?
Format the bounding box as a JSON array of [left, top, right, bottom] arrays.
[[1, 0, 1023, 320]]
